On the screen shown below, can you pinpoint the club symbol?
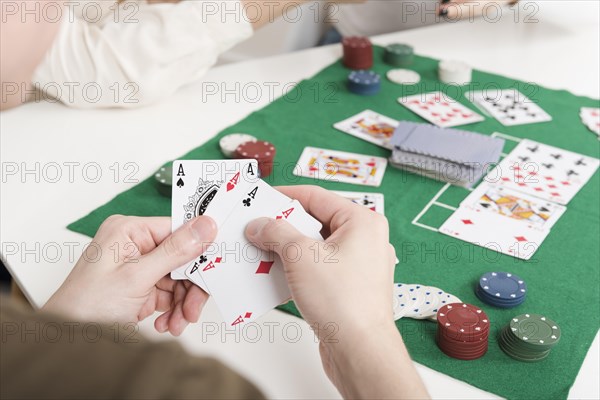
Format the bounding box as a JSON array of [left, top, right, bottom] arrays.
[[550, 153, 562, 160], [518, 156, 530, 162], [575, 158, 587, 166], [243, 198, 252, 207], [566, 170, 579, 177], [542, 163, 553, 169], [527, 145, 539, 153], [199, 255, 207, 264]]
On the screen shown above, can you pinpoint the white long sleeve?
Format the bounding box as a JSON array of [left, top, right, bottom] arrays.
[[32, 0, 253, 108]]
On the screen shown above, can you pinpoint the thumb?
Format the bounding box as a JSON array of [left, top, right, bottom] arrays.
[[245, 218, 310, 260], [141, 216, 217, 282]]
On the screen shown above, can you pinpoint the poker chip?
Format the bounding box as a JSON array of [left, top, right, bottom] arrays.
[[219, 133, 257, 158], [347, 70, 381, 96], [499, 314, 561, 362], [383, 43, 413, 66], [234, 140, 276, 177], [436, 303, 489, 360], [386, 69, 420, 85], [476, 271, 527, 308], [438, 60, 472, 85], [154, 164, 172, 197], [342, 36, 373, 70], [393, 283, 461, 321]]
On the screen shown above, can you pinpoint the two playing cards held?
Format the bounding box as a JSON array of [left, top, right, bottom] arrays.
[[170, 160, 322, 326]]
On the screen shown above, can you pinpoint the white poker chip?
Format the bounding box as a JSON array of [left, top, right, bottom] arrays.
[[387, 69, 420, 85], [411, 286, 442, 320], [219, 133, 257, 158], [438, 60, 472, 85], [427, 291, 462, 321], [393, 283, 425, 320]]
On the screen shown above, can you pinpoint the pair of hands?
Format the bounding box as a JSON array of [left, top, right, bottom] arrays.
[[44, 186, 396, 339]]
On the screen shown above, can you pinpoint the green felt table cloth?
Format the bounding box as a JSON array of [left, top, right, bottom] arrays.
[[68, 47, 600, 400]]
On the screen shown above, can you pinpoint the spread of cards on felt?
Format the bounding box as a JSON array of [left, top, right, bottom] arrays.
[[439, 138, 599, 260]]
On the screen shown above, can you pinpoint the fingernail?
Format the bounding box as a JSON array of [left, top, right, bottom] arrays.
[[190, 216, 217, 241], [246, 217, 270, 237]]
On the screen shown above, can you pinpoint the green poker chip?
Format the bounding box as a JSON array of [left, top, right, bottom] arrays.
[[384, 43, 414, 67], [154, 164, 172, 198], [510, 314, 561, 347]]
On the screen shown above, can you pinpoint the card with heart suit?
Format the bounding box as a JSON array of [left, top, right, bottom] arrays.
[[331, 191, 385, 214], [485, 139, 599, 205], [398, 91, 484, 128], [293, 147, 387, 187], [333, 110, 398, 149], [439, 206, 549, 261], [185, 181, 323, 326], [170, 159, 259, 283], [466, 89, 552, 126], [461, 183, 566, 230]]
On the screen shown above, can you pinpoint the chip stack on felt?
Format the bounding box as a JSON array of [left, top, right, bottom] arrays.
[[499, 314, 561, 362], [392, 283, 461, 321], [476, 271, 527, 308], [436, 303, 490, 360]]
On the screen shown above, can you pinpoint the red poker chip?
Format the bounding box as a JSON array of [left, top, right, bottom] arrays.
[[439, 345, 488, 360], [234, 140, 276, 177], [437, 303, 489, 338], [342, 36, 373, 70]]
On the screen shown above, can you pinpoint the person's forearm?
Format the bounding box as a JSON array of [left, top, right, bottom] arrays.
[[324, 322, 430, 399]]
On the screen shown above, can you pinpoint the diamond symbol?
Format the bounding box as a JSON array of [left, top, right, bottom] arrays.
[[256, 260, 275, 274], [515, 236, 527, 242], [244, 312, 252, 319], [462, 219, 473, 225]]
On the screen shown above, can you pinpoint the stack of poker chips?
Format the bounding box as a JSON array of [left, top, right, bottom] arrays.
[[219, 133, 257, 158], [436, 303, 490, 360], [383, 43, 414, 67], [389, 121, 505, 187], [342, 36, 373, 70], [392, 283, 462, 321], [499, 314, 561, 362], [347, 70, 381, 96], [438, 59, 472, 85], [476, 271, 527, 308], [154, 164, 172, 197], [234, 140, 276, 177]]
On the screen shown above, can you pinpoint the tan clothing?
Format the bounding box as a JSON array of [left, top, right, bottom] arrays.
[[0, 297, 264, 399]]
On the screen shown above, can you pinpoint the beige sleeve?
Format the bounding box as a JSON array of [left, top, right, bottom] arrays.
[[32, 1, 253, 108], [0, 297, 265, 399]]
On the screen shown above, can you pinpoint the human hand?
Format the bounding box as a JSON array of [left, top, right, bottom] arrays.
[[245, 186, 429, 399], [245, 185, 396, 339], [43, 215, 217, 336]]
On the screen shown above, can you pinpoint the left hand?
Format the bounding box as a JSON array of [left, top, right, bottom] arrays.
[[43, 215, 217, 336]]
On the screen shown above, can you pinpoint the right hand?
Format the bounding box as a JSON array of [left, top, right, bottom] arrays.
[[245, 185, 397, 339]]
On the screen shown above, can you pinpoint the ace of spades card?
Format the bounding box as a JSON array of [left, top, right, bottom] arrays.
[[170, 159, 259, 283], [486, 139, 599, 205]]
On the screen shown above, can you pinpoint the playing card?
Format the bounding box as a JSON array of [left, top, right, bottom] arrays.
[[185, 181, 319, 326], [462, 183, 566, 230], [331, 191, 385, 214], [439, 206, 549, 261], [170, 159, 259, 282], [333, 110, 398, 149], [485, 139, 600, 205], [580, 107, 600, 136], [293, 147, 387, 187], [466, 89, 552, 126], [398, 91, 484, 128]]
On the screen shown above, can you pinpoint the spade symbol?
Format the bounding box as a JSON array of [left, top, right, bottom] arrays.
[[480, 203, 490, 208], [540, 207, 549, 212], [177, 177, 185, 188]]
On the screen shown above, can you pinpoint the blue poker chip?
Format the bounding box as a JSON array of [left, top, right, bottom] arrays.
[[476, 271, 527, 308], [347, 70, 381, 95]]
